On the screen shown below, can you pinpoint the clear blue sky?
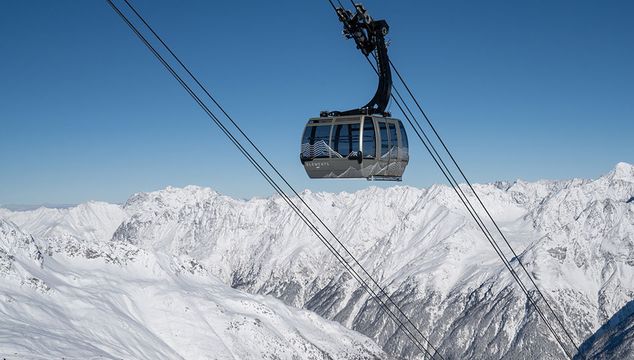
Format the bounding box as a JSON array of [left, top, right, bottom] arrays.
[[1, 0, 632, 205]]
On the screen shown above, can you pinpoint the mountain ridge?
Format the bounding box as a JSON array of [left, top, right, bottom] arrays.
[[1, 162, 632, 359]]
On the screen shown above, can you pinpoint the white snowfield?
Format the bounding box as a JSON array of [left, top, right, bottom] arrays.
[[0, 218, 389, 359], [1, 162, 633, 359]]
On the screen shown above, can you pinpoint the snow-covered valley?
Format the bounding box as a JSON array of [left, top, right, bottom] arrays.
[[1, 162, 633, 359]]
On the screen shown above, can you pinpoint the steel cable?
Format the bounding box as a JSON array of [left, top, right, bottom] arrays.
[[389, 58, 580, 353], [335, 0, 578, 356], [108, 0, 442, 358], [364, 55, 573, 359]]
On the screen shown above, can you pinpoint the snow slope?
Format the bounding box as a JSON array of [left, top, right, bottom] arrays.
[[1, 162, 633, 359], [0, 217, 389, 359]]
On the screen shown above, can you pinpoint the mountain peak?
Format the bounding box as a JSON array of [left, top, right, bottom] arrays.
[[609, 162, 634, 181], [124, 186, 220, 210]]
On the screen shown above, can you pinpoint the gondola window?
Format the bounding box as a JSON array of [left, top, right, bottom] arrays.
[[301, 125, 333, 159], [332, 123, 360, 158], [363, 118, 376, 158], [379, 121, 389, 157]]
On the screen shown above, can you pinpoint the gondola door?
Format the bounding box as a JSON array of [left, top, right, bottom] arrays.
[[377, 120, 389, 176], [387, 120, 399, 175]]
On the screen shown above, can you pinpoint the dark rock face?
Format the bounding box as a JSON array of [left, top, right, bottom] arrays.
[[574, 301, 634, 360]]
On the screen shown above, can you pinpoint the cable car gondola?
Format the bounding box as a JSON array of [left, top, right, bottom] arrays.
[[300, 3, 409, 181], [301, 115, 408, 180]]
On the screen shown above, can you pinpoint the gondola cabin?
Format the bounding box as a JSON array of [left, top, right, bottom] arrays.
[[301, 3, 408, 181], [300, 115, 409, 181]]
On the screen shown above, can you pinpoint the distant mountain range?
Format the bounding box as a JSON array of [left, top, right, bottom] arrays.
[[1, 162, 632, 359], [0, 203, 78, 211]]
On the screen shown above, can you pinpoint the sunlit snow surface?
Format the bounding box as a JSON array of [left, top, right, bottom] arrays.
[[0, 217, 388, 359], [1, 162, 633, 359]]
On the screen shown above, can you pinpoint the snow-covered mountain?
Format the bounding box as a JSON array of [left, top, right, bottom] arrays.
[[1, 162, 632, 359], [0, 215, 389, 359]]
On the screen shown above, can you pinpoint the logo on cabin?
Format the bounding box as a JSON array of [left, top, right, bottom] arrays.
[[306, 161, 330, 168]]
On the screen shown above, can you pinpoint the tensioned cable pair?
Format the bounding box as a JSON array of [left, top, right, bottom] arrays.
[[337, 0, 581, 356], [384, 57, 579, 359], [107, 0, 443, 358], [372, 53, 576, 359]]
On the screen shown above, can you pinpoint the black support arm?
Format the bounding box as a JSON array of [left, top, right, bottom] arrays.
[[324, 3, 392, 117]]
